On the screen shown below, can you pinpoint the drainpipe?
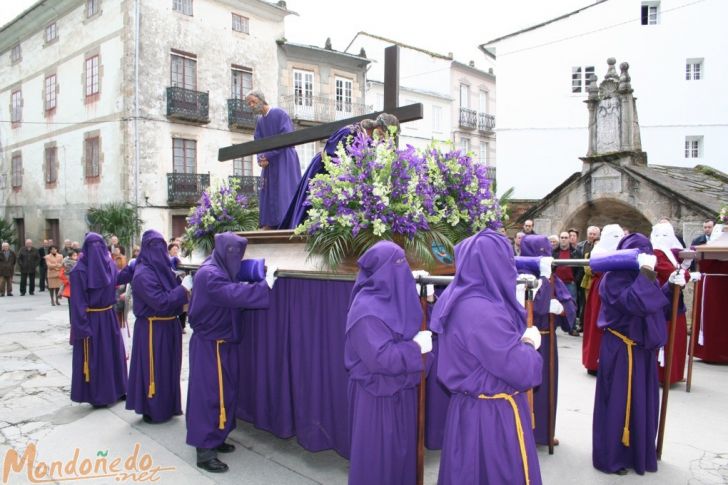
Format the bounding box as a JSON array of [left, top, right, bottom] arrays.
[[133, 0, 141, 246]]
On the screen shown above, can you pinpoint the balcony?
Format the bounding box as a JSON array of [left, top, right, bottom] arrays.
[[478, 113, 496, 133], [167, 172, 210, 206], [228, 175, 261, 202], [459, 107, 477, 129], [227, 99, 257, 130], [166, 87, 210, 124], [280, 95, 372, 124], [485, 165, 496, 181]]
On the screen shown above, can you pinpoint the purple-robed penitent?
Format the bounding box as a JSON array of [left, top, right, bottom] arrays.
[[345, 241, 423, 485], [279, 124, 359, 229], [593, 233, 669, 475], [127, 230, 188, 422], [186, 232, 270, 449], [431, 229, 543, 485], [519, 235, 576, 445], [254, 107, 301, 227], [70, 233, 128, 406]]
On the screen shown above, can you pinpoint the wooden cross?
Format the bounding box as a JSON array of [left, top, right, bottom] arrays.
[[218, 45, 423, 161]]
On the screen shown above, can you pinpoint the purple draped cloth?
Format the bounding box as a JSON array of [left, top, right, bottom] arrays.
[[254, 108, 301, 228], [278, 124, 359, 229], [127, 230, 188, 422], [345, 242, 423, 485], [70, 233, 127, 406], [432, 229, 543, 485], [520, 235, 576, 445], [186, 233, 270, 449], [593, 233, 669, 475]]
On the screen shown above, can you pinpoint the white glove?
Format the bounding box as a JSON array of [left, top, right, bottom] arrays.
[[539, 257, 553, 279], [521, 326, 542, 350], [668, 271, 686, 287], [412, 270, 435, 298], [412, 330, 433, 354], [181, 275, 193, 292], [549, 299, 564, 315], [265, 265, 278, 290], [689, 272, 701, 282], [637, 253, 657, 271]]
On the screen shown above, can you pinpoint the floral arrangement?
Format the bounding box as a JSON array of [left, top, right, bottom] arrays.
[[719, 205, 728, 225], [293, 130, 502, 269], [181, 180, 259, 255]]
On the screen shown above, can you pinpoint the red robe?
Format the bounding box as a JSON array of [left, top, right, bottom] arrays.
[[694, 259, 728, 363], [581, 272, 604, 372], [654, 250, 687, 385]]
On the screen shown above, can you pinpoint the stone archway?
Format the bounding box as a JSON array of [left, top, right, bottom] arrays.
[[562, 198, 653, 237]]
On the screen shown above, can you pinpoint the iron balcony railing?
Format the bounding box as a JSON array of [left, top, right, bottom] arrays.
[[228, 175, 261, 201], [485, 165, 496, 181], [280, 95, 372, 123], [167, 172, 210, 206], [227, 99, 258, 130], [166, 86, 210, 124], [478, 113, 496, 132], [459, 107, 477, 129]]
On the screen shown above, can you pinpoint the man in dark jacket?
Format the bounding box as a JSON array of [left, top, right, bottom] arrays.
[[0, 242, 16, 296], [38, 239, 49, 292], [18, 239, 40, 296], [691, 219, 714, 247]]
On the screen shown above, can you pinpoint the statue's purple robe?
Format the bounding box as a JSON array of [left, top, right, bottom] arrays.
[[519, 235, 576, 445], [345, 241, 424, 485], [279, 124, 360, 229], [127, 230, 188, 422], [593, 233, 669, 475], [254, 107, 301, 228], [432, 229, 543, 485], [70, 233, 128, 406], [186, 232, 270, 449]]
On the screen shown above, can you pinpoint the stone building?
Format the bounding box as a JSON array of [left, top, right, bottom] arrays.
[[517, 58, 726, 244], [0, 0, 370, 245]]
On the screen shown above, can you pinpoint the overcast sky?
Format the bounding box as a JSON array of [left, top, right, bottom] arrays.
[[0, 0, 593, 68]]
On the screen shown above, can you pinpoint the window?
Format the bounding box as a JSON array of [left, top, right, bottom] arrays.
[[173, 0, 193, 16], [432, 105, 442, 132], [479, 90, 489, 114], [231, 66, 253, 99], [296, 143, 316, 174], [11, 154, 22, 188], [293, 69, 314, 118], [45, 22, 57, 43], [85, 55, 99, 96], [460, 137, 470, 154], [233, 157, 254, 176], [641, 2, 660, 25], [86, 0, 100, 17], [45, 147, 58, 183], [11, 90, 22, 123], [173, 138, 196, 173], [85, 136, 100, 178], [685, 58, 703, 81], [479, 142, 489, 165], [459, 84, 470, 109], [684, 136, 703, 159], [171, 52, 197, 90], [232, 13, 249, 33], [571, 65, 595, 93], [375, 93, 384, 112], [45, 75, 57, 111], [335, 77, 353, 119], [10, 44, 21, 63]]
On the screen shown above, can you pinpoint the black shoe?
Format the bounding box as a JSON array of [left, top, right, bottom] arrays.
[[92, 404, 108, 409], [118, 394, 127, 402], [216, 442, 235, 453], [615, 468, 629, 475], [197, 458, 228, 473], [587, 369, 598, 376], [142, 414, 154, 423]]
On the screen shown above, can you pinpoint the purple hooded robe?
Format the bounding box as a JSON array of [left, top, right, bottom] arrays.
[[431, 229, 543, 485], [70, 232, 128, 406], [345, 241, 424, 485], [186, 232, 270, 449], [593, 233, 670, 475], [127, 230, 188, 422], [254, 107, 301, 228], [519, 235, 576, 445]]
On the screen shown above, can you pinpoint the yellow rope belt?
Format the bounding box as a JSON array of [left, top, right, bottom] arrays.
[[82, 306, 112, 382], [478, 391, 530, 485], [607, 328, 636, 447], [146, 316, 178, 398], [216, 339, 227, 430]]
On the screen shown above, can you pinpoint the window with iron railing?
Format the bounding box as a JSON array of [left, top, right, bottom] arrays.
[[173, 138, 197, 173]]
